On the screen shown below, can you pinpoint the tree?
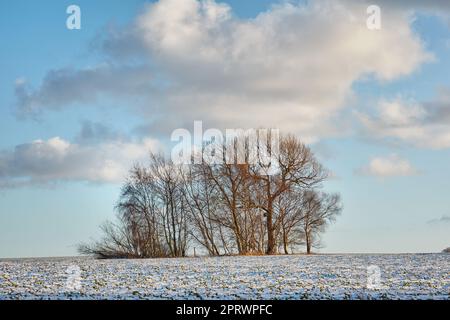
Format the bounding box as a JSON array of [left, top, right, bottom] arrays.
[[115, 164, 167, 257], [203, 160, 254, 255], [249, 134, 327, 254], [180, 164, 230, 256], [79, 164, 168, 258], [146, 153, 188, 257], [79, 154, 188, 258], [80, 133, 341, 258], [275, 190, 305, 254], [300, 190, 342, 254]]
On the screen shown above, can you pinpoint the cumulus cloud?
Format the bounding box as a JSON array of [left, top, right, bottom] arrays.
[[358, 92, 450, 149], [356, 154, 419, 177], [14, 0, 433, 142], [0, 136, 160, 188], [76, 121, 128, 144], [15, 64, 153, 118], [427, 215, 450, 225], [374, 0, 450, 12]]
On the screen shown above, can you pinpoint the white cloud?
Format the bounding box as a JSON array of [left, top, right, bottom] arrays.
[[132, 0, 432, 140], [377, 99, 426, 126], [15, 64, 153, 118], [16, 0, 433, 142], [0, 137, 160, 187], [358, 94, 450, 149], [357, 154, 418, 177]]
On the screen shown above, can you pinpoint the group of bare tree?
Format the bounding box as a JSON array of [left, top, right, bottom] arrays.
[[79, 134, 342, 258]]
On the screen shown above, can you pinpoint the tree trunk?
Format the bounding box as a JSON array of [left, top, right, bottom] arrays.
[[306, 232, 311, 254], [266, 200, 275, 255], [283, 228, 289, 254]]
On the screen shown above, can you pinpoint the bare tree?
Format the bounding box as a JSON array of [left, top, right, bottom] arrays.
[[300, 190, 342, 254], [79, 164, 169, 259], [80, 132, 341, 258], [115, 165, 167, 257], [203, 162, 252, 254], [249, 134, 327, 254], [180, 164, 229, 256], [275, 191, 305, 254], [148, 153, 188, 257], [79, 154, 188, 258]]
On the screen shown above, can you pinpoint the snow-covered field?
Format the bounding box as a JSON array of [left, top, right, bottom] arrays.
[[0, 254, 448, 300]]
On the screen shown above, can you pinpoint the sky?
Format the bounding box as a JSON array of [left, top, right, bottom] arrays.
[[0, 0, 449, 258]]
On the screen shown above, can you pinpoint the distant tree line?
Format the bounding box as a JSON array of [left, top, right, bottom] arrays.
[[79, 134, 342, 258]]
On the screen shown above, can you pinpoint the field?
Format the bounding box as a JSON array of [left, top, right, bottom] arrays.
[[0, 254, 448, 300]]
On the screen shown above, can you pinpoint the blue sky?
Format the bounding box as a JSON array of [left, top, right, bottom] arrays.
[[0, 0, 449, 258]]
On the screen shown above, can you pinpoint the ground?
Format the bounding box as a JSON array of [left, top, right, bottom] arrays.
[[0, 254, 448, 300]]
